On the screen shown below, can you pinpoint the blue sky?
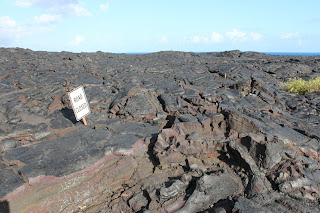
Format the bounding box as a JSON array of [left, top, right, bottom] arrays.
[[0, 0, 319, 53]]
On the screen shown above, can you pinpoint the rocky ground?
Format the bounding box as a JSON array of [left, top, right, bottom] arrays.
[[0, 48, 319, 213]]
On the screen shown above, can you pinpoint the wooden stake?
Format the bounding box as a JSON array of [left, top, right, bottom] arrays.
[[82, 117, 87, 125]]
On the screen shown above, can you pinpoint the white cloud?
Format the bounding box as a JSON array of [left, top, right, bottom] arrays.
[[225, 29, 262, 42], [210, 32, 224, 43], [15, 0, 76, 8], [100, 2, 110, 12], [159, 35, 168, 43], [33, 14, 62, 24], [226, 29, 247, 42], [14, 0, 33, 7], [0, 16, 17, 28], [70, 35, 85, 46], [66, 3, 92, 16], [189, 32, 223, 43], [0, 16, 21, 40], [192, 35, 201, 43], [281, 32, 300, 39], [186, 30, 262, 44], [0, 16, 52, 46], [250, 33, 262, 41], [14, 0, 91, 17]]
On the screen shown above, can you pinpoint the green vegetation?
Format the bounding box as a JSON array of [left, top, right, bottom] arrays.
[[283, 76, 320, 95]]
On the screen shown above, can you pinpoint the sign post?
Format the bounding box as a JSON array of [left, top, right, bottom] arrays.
[[68, 86, 90, 125]]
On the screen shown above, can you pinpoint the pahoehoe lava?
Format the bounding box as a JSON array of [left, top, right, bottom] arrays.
[[0, 48, 319, 212]]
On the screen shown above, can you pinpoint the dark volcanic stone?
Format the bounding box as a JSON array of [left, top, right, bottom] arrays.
[[124, 94, 156, 115], [0, 49, 319, 213], [158, 93, 178, 112], [0, 161, 25, 198], [176, 171, 241, 213], [0, 138, 18, 150], [49, 114, 74, 129], [5, 129, 119, 178]]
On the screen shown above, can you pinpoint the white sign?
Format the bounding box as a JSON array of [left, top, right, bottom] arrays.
[[68, 86, 90, 121]]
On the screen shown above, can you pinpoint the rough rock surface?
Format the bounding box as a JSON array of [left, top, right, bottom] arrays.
[[0, 48, 319, 213]]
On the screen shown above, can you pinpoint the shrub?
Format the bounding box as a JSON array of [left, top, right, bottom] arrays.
[[283, 76, 320, 95]]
